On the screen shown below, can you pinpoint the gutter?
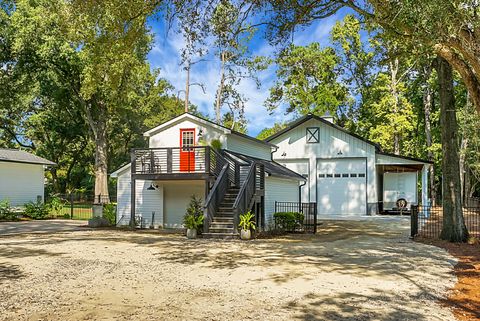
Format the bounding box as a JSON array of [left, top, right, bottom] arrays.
[[299, 179, 307, 203]]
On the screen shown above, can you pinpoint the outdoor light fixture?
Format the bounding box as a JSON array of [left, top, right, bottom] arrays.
[[147, 183, 158, 190], [197, 129, 204, 138], [281, 152, 287, 157], [337, 150, 343, 155]]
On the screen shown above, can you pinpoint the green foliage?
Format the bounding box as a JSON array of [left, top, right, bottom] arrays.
[[103, 203, 116, 225], [183, 214, 204, 230], [23, 201, 49, 220], [238, 211, 256, 231], [47, 196, 66, 217], [256, 122, 287, 141], [0, 199, 17, 221], [210, 139, 223, 151], [183, 195, 204, 230], [273, 212, 304, 231], [266, 42, 348, 116]]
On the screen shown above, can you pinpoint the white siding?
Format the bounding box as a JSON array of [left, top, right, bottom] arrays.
[[226, 134, 272, 160], [0, 162, 45, 206], [264, 176, 299, 229], [149, 119, 227, 148], [270, 118, 378, 214], [115, 169, 164, 227], [115, 171, 204, 229], [162, 180, 205, 228], [376, 154, 425, 165], [276, 159, 310, 202]]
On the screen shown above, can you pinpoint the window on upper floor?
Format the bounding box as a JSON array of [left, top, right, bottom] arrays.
[[306, 127, 319, 143]]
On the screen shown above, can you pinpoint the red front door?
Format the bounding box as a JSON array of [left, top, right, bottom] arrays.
[[180, 128, 195, 172]]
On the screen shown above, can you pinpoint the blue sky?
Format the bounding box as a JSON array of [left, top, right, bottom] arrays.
[[147, 9, 350, 137]]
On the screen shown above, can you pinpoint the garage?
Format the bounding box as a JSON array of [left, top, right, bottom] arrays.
[[317, 158, 367, 216]]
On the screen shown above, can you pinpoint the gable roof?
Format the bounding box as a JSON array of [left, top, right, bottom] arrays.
[[0, 148, 56, 166], [264, 113, 382, 151], [143, 112, 276, 148]]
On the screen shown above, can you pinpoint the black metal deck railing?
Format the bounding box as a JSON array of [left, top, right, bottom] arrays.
[[131, 146, 225, 176]]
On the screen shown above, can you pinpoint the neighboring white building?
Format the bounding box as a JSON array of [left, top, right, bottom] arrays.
[[111, 113, 305, 236], [0, 149, 56, 206], [266, 114, 432, 218]]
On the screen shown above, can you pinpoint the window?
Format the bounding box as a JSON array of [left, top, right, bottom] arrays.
[[326, 174, 333, 178], [358, 173, 366, 178], [318, 174, 325, 178], [182, 131, 194, 147], [350, 173, 357, 178], [342, 173, 349, 178], [334, 173, 341, 178], [306, 127, 320, 143]]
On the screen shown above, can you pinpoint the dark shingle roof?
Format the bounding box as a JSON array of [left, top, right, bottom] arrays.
[[0, 149, 56, 166], [224, 151, 305, 181]]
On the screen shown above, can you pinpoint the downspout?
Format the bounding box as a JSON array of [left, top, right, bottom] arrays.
[[270, 145, 278, 161], [299, 179, 307, 211]]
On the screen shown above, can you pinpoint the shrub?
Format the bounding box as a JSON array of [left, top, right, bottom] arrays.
[[47, 196, 66, 217], [183, 214, 204, 230], [273, 212, 304, 231], [239, 211, 256, 231], [23, 201, 49, 219], [103, 203, 116, 225], [0, 199, 17, 221], [183, 195, 204, 231]]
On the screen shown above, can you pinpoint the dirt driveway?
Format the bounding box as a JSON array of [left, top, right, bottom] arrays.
[[0, 218, 457, 321]]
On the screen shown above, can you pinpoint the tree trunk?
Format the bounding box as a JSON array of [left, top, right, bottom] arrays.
[[422, 65, 436, 205], [85, 101, 110, 204], [185, 62, 190, 113], [436, 56, 468, 242], [390, 59, 400, 155], [94, 119, 109, 204], [215, 51, 226, 124]]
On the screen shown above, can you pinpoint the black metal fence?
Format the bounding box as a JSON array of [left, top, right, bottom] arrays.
[[274, 201, 317, 234], [46, 194, 116, 220], [411, 204, 480, 239]]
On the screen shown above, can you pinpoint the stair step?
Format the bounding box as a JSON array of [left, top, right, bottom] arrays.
[[203, 232, 239, 240], [212, 217, 233, 223], [210, 225, 234, 230], [209, 227, 234, 233]]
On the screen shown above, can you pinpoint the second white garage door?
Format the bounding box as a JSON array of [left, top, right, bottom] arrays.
[[317, 158, 367, 216]]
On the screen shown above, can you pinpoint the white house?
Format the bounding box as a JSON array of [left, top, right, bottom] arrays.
[[0, 148, 56, 206], [265, 114, 432, 218], [111, 113, 305, 237]]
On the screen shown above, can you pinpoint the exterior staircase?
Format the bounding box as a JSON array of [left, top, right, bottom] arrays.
[[203, 187, 240, 239]]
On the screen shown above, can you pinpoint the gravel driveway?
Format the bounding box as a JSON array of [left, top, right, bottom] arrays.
[[0, 218, 457, 321]]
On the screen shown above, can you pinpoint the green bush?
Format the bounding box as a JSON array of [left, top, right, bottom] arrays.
[[273, 212, 304, 231], [183, 214, 204, 230], [23, 201, 49, 219], [47, 196, 66, 217], [103, 203, 116, 225], [0, 199, 17, 221]]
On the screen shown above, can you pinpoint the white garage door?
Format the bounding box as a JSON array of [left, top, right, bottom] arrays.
[[279, 160, 309, 203], [317, 158, 367, 216]]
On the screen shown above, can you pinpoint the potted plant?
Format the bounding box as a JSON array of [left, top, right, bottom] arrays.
[[238, 211, 256, 240], [184, 214, 204, 239]]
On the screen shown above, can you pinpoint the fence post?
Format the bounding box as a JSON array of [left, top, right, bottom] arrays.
[[313, 203, 317, 234], [70, 194, 74, 220], [411, 205, 418, 238]]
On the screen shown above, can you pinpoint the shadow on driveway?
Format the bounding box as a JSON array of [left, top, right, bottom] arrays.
[[0, 220, 88, 237]]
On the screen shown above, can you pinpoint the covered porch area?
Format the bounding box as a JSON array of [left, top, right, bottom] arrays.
[[376, 153, 433, 214]]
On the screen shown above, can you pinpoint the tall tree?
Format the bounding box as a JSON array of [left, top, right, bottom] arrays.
[[266, 43, 348, 116], [10, 0, 159, 202], [436, 56, 468, 242]]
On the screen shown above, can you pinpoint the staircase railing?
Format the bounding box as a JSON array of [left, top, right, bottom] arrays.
[[232, 162, 257, 230], [203, 163, 230, 233]]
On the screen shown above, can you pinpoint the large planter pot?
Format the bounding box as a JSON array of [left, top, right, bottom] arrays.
[[240, 229, 251, 240], [186, 228, 197, 239]]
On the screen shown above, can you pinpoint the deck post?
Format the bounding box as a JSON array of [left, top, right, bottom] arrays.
[[130, 150, 136, 228], [421, 164, 429, 206], [167, 148, 172, 173], [205, 146, 211, 174]]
